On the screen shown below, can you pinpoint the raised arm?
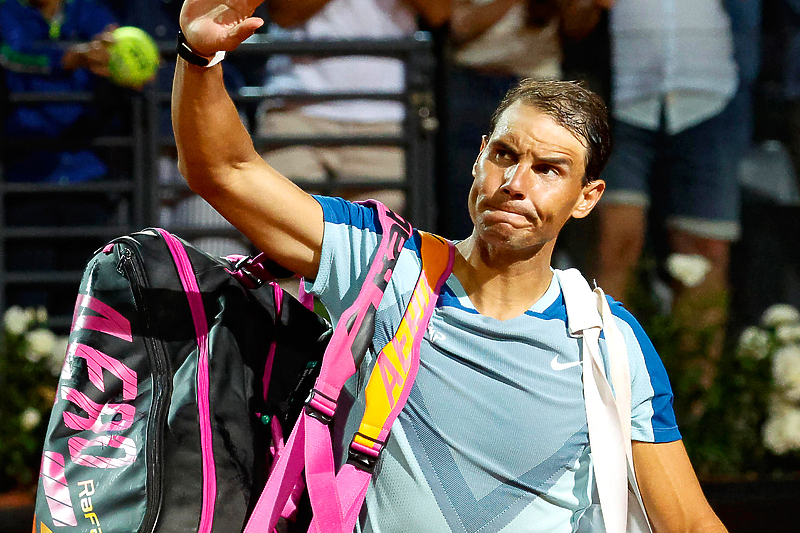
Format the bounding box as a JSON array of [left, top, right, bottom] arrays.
[[557, 0, 615, 41], [172, 0, 324, 279], [633, 440, 728, 533], [450, 0, 521, 45]]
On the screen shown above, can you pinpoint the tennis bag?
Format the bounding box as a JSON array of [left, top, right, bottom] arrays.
[[32, 226, 331, 533], [33, 200, 438, 533]]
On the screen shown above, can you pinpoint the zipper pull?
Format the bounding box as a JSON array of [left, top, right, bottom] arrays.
[[117, 247, 133, 276]]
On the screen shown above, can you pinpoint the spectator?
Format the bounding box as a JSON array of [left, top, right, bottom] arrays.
[[724, 0, 761, 160], [255, 0, 450, 215], [440, 0, 614, 239], [0, 0, 119, 313], [110, 0, 260, 258], [783, 0, 800, 186], [0, 0, 117, 185], [595, 0, 740, 384]]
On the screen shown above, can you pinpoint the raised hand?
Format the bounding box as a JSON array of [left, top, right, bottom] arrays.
[[180, 0, 265, 57], [62, 24, 117, 76]]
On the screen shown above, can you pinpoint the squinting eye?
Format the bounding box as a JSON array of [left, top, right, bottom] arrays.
[[538, 166, 560, 177]]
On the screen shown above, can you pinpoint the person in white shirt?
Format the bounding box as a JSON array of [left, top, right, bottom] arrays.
[[254, 0, 449, 214], [440, 0, 613, 240], [595, 0, 741, 381]]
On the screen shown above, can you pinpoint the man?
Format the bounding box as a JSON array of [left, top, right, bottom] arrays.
[[0, 0, 117, 183], [256, 0, 450, 213], [595, 0, 741, 384], [441, 0, 613, 239], [172, 1, 727, 531], [1, 0, 117, 313]]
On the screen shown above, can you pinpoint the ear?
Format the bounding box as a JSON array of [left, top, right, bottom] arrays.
[[472, 135, 490, 178], [571, 179, 605, 219]]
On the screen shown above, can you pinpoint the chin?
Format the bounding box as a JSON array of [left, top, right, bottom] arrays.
[[477, 223, 523, 248], [478, 223, 551, 254]]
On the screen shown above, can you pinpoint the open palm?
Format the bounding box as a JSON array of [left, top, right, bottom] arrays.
[[180, 0, 265, 56]]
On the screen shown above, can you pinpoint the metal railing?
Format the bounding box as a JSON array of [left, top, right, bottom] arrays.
[[0, 34, 438, 329]]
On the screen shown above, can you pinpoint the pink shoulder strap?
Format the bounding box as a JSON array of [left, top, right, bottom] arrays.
[[243, 209, 454, 533], [306, 231, 454, 533], [243, 200, 413, 533]]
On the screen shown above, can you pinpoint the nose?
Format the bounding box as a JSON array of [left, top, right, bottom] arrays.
[[501, 162, 529, 199]]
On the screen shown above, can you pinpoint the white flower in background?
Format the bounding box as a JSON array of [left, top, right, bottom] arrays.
[[25, 328, 57, 363], [3, 306, 33, 336], [665, 253, 712, 288], [776, 323, 800, 344], [762, 304, 800, 328], [20, 408, 42, 432], [763, 405, 800, 454], [768, 394, 793, 415], [737, 326, 771, 359], [772, 344, 800, 401], [48, 336, 70, 376], [35, 306, 48, 323]]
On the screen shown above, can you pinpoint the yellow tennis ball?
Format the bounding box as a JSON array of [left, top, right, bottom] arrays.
[[108, 26, 160, 88]]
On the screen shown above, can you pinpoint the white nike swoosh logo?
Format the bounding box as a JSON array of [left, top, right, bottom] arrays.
[[550, 356, 582, 371]]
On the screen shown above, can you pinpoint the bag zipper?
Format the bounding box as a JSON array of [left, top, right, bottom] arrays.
[[156, 229, 216, 533], [116, 241, 171, 533]]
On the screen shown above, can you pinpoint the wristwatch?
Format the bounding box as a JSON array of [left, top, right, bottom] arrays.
[[176, 30, 226, 68]]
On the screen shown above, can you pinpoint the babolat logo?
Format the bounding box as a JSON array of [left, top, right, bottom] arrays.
[[78, 479, 104, 533], [370, 210, 412, 290]]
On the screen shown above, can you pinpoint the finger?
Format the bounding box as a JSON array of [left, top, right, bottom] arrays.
[[98, 33, 116, 46], [91, 64, 112, 77], [86, 43, 110, 63], [224, 17, 264, 49], [97, 23, 118, 42]]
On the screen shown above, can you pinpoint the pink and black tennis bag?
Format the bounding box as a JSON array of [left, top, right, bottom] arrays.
[[33, 201, 455, 533]]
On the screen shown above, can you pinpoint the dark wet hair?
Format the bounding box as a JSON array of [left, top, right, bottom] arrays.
[[489, 79, 612, 184]]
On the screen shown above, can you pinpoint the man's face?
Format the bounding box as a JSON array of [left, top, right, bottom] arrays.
[[468, 101, 604, 255]]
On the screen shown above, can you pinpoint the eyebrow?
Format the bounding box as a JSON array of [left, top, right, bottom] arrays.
[[490, 138, 576, 168], [490, 139, 518, 152], [536, 155, 573, 168]]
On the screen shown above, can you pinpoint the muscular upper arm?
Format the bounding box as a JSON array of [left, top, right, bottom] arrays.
[[633, 440, 727, 533], [172, 61, 324, 279], [190, 155, 325, 280]]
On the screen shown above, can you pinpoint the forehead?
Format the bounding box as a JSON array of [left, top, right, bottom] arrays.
[[490, 101, 587, 158]]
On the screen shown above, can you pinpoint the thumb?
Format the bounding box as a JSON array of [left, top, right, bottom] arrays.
[[223, 17, 264, 50]]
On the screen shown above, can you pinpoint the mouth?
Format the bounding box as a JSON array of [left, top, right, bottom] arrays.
[[482, 206, 532, 227]]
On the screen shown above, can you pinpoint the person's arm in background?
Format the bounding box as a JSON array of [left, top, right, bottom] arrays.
[[172, 0, 324, 279], [0, 0, 115, 77], [633, 440, 728, 533], [61, 24, 116, 76], [557, 0, 615, 41], [403, 0, 451, 28], [450, 0, 522, 44], [265, 0, 332, 28], [62, 0, 119, 75]]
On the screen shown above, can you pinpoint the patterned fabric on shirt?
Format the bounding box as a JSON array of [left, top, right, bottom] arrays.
[[308, 197, 681, 533]]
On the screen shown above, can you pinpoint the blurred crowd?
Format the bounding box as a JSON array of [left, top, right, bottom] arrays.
[[2, 0, 799, 347]]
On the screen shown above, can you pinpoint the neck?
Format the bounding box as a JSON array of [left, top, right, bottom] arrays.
[[453, 235, 555, 321]]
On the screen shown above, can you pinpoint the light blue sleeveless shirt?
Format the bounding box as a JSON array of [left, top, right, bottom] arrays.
[[308, 197, 681, 533]]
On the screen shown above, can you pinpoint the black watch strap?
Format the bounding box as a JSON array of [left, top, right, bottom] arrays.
[[176, 31, 225, 67]]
